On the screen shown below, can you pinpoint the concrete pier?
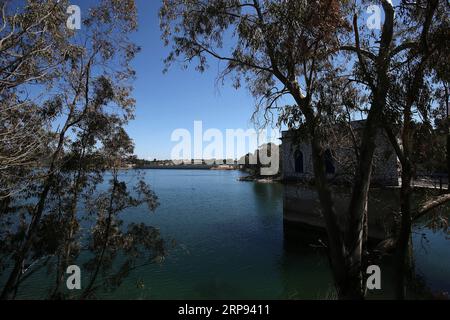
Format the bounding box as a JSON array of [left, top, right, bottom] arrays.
[[283, 184, 400, 240]]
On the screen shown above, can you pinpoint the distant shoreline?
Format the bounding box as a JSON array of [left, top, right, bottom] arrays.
[[133, 164, 238, 170]]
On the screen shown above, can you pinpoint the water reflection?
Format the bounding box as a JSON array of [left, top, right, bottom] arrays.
[[280, 224, 334, 299], [281, 182, 450, 298], [1, 170, 448, 299]]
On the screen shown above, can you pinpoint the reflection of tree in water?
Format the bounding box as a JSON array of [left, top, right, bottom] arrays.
[[279, 225, 335, 299], [251, 183, 283, 227], [252, 183, 283, 207]]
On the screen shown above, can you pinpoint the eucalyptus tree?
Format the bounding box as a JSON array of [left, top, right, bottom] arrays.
[[0, 0, 71, 199], [0, 0, 71, 290], [80, 127, 163, 299], [160, 0, 373, 299], [160, 0, 444, 299], [1, 0, 165, 300], [378, 0, 450, 299]]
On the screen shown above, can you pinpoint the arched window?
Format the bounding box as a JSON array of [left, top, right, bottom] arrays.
[[294, 150, 304, 173], [325, 149, 335, 174]]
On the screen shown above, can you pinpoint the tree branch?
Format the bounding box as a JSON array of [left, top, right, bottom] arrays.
[[413, 193, 450, 222]]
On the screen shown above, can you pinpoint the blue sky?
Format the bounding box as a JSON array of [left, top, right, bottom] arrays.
[[71, 0, 390, 160], [124, 1, 278, 160]]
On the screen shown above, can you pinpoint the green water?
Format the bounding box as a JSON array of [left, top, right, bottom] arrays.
[[8, 170, 450, 299]]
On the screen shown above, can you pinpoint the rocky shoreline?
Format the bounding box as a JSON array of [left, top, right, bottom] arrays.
[[238, 175, 281, 183]]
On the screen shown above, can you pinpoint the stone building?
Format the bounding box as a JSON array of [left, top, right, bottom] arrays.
[[280, 121, 401, 240], [280, 120, 400, 186]]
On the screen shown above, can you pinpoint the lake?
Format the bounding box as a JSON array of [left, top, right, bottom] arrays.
[[11, 169, 450, 299]]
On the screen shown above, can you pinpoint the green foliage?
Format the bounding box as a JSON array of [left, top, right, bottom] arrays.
[[0, 0, 166, 300]]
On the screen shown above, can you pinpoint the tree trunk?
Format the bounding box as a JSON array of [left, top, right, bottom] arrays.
[[447, 133, 450, 192], [0, 124, 68, 300], [81, 172, 118, 299], [344, 71, 392, 299], [343, 1, 395, 299], [0, 180, 53, 299], [395, 163, 413, 299], [345, 120, 377, 299], [308, 131, 365, 299], [51, 140, 88, 299]]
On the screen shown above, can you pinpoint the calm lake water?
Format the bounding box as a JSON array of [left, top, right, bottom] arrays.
[[11, 170, 450, 299]]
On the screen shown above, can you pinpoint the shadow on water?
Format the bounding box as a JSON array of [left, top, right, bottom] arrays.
[[281, 183, 450, 299], [280, 221, 335, 299], [281, 217, 413, 299], [251, 182, 284, 226]]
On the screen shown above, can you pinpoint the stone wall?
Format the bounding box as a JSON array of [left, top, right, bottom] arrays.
[[281, 122, 400, 186], [283, 184, 399, 240]]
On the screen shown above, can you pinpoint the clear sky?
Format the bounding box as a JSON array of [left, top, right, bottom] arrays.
[[123, 1, 281, 160]]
